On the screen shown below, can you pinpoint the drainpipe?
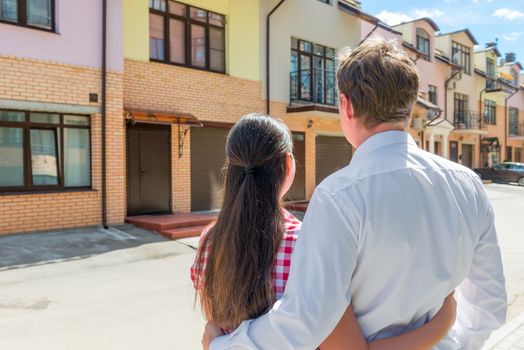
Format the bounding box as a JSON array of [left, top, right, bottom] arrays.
[[357, 22, 378, 46], [504, 88, 518, 161], [444, 68, 461, 124], [478, 86, 487, 167], [101, 0, 108, 229], [266, 0, 287, 115]]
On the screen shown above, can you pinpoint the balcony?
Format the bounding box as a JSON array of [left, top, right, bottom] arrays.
[[288, 68, 338, 115], [453, 110, 488, 135], [509, 122, 524, 138]]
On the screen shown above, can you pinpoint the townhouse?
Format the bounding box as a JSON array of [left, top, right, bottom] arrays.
[[1, 0, 523, 236], [0, 0, 124, 235], [123, 0, 365, 216]]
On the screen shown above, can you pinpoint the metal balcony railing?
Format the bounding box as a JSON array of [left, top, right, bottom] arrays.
[[454, 110, 486, 131], [290, 68, 337, 106], [509, 122, 524, 137]]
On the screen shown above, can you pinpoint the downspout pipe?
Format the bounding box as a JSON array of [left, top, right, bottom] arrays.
[[101, 0, 108, 229], [478, 86, 487, 166], [357, 22, 378, 46], [266, 0, 287, 115], [444, 68, 461, 124], [504, 87, 518, 161]]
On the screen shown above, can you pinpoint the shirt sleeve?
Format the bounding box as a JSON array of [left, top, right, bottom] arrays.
[[450, 187, 507, 349], [210, 189, 360, 350]]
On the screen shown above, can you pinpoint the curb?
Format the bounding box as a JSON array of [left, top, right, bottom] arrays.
[[483, 310, 524, 349]]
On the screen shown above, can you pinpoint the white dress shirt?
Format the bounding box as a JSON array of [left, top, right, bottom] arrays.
[[210, 131, 507, 350]]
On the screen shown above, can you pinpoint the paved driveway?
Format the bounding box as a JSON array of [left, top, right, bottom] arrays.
[[0, 184, 522, 350]]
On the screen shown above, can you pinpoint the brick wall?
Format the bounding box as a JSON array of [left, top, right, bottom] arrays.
[[0, 55, 125, 235]]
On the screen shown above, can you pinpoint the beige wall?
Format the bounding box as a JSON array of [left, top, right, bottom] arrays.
[[262, 0, 361, 103]]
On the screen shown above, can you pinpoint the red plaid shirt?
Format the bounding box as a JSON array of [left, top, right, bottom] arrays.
[[190, 210, 301, 299]]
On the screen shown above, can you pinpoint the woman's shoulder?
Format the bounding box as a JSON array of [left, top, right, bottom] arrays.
[[282, 209, 302, 241]]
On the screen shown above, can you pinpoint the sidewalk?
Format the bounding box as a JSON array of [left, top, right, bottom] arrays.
[[483, 311, 524, 349]]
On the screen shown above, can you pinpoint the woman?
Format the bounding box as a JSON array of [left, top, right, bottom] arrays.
[[191, 113, 456, 349]]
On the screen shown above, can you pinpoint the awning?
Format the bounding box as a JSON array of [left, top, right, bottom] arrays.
[[416, 96, 440, 110], [124, 108, 203, 127], [481, 137, 500, 146]]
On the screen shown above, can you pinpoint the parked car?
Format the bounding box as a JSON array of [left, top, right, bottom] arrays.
[[474, 162, 524, 186]]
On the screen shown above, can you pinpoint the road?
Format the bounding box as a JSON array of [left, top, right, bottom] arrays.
[[0, 183, 522, 350]]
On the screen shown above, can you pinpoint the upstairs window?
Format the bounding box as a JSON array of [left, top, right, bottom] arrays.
[[484, 99, 496, 125], [416, 28, 430, 61], [0, 0, 54, 31], [290, 38, 336, 106], [428, 85, 437, 105], [452, 41, 471, 75], [149, 0, 226, 73], [486, 58, 496, 90], [511, 69, 519, 86]]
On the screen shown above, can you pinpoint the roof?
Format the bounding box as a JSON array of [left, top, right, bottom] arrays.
[[474, 46, 502, 58], [504, 61, 524, 70], [337, 0, 402, 36], [417, 96, 440, 110], [437, 29, 479, 45], [392, 17, 440, 32], [435, 53, 460, 67]]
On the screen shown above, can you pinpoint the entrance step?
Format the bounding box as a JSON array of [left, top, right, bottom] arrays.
[[161, 225, 209, 240], [125, 213, 216, 240]]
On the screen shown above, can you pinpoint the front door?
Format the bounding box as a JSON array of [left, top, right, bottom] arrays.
[[450, 141, 459, 163], [127, 123, 171, 216], [461, 144, 473, 168], [286, 132, 306, 201]]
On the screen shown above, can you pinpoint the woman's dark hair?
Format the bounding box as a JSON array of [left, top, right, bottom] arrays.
[[196, 113, 293, 330]]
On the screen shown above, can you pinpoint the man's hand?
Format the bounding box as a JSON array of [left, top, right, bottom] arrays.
[[202, 321, 223, 350]]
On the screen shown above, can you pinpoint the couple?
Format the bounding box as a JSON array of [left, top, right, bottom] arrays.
[[191, 38, 507, 349]]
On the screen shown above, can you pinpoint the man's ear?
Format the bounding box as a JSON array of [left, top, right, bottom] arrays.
[[339, 93, 354, 122]]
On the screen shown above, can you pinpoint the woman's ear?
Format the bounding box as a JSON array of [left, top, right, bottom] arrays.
[[286, 152, 295, 176]]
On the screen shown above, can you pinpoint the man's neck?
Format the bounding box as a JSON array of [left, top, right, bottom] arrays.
[[353, 123, 406, 149]]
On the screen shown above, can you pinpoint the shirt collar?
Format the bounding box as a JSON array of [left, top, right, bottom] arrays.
[[350, 130, 417, 165]]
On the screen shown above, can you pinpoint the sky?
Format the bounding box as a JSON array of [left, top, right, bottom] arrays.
[[361, 0, 524, 64]]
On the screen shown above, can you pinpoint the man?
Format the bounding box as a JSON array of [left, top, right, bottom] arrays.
[[204, 37, 507, 349]]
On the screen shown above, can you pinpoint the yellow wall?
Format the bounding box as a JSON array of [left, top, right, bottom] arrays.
[[124, 0, 149, 62], [123, 0, 261, 81]]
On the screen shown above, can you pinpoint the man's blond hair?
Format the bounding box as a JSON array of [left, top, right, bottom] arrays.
[[337, 37, 419, 128]]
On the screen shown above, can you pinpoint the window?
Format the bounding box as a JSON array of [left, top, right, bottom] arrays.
[[511, 69, 519, 86], [416, 28, 430, 61], [0, 110, 91, 191], [509, 107, 519, 136], [486, 58, 496, 90], [149, 0, 226, 73], [317, 0, 330, 3], [454, 93, 469, 126], [428, 85, 437, 105], [452, 41, 471, 75], [290, 38, 336, 105], [484, 99, 496, 125], [0, 0, 54, 31]]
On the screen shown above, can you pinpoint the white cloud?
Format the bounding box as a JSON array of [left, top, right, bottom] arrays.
[[472, 0, 479, 3], [376, 8, 445, 26], [413, 9, 445, 18], [503, 31, 523, 41], [375, 10, 413, 25], [493, 8, 524, 20]]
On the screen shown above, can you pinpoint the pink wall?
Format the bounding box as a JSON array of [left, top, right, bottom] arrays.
[[361, 21, 402, 43], [0, 0, 123, 71]]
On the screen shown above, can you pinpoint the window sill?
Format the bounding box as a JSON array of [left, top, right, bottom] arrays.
[[0, 18, 56, 34], [0, 188, 96, 196], [149, 59, 227, 76]]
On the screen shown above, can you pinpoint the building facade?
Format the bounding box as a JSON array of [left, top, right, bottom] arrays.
[[1, 0, 523, 235], [0, 0, 124, 235]]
